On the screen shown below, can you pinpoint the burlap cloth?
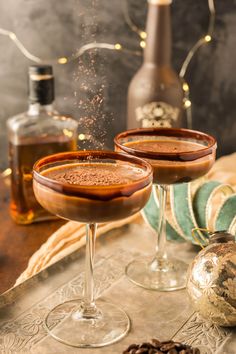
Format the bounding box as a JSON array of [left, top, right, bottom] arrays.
[[15, 153, 236, 286]]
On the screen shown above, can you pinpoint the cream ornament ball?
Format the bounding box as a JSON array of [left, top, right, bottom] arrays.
[[186, 231, 236, 327]]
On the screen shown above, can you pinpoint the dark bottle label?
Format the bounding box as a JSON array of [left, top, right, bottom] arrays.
[[136, 101, 180, 128]]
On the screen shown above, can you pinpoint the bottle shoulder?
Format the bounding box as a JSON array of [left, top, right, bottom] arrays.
[[7, 110, 78, 144], [8, 111, 77, 130], [7, 111, 28, 127], [129, 64, 183, 99], [130, 64, 181, 84]]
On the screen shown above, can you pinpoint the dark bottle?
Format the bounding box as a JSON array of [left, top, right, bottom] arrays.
[[127, 0, 184, 129], [7, 65, 78, 224]]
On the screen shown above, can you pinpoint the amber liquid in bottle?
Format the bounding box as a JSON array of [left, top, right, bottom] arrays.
[[9, 136, 77, 224], [7, 65, 78, 224], [127, 0, 184, 129]]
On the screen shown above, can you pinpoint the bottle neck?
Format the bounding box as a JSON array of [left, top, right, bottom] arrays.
[[28, 75, 54, 106], [144, 1, 172, 66], [28, 102, 54, 116]]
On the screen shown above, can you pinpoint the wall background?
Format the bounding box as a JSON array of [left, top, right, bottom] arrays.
[[0, 0, 235, 170]]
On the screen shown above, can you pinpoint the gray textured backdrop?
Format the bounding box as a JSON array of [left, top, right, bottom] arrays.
[[0, 0, 235, 170]]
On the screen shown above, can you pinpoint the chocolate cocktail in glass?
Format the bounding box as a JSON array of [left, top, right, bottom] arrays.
[[33, 150, 152, 348], [115, 128, 216, 291]]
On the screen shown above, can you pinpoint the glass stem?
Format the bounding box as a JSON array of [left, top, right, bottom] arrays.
[[155, 184, 168, 260], [82, 223, 98, 318]]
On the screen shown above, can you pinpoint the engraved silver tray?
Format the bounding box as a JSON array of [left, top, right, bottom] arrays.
[[0, 223, 235, 354]]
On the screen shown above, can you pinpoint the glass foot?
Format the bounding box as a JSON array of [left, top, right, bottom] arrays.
[[45, 298, 130, 348], [126, 256, 188, 291]]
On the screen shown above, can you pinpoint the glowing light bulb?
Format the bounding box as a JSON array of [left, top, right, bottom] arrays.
[[205, 35, 211, 42], [140, 31, 147, 39], [58, 57, 68, 64], [115, 43, 122, 50], [140, 41, 146, 49], [184, 99, 192, 108], [182, 83, 189, 92], [78, 134, 86, 140]]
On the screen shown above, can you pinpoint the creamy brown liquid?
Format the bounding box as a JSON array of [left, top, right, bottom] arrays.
[[34, 162, 152, 223], [125, 139, 214, 184]]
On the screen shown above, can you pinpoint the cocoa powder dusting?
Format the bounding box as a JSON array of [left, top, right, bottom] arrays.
[[126, 140, 203, 153], [44, 164, 142, 186]]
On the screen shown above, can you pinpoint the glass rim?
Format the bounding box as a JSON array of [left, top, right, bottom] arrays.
[[33, 150, 153, 199], [114, 127, 217, 162]]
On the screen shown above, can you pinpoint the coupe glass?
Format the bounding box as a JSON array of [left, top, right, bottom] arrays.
[[33, 150, 152, 347], [115, 128, 217, 291]]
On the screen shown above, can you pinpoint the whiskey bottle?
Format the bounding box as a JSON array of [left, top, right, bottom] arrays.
[[127, 0, 184, 129], [7, 65, 78, 224]]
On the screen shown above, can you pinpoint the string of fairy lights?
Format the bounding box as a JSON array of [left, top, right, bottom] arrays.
[[179, 0, 215, 128], [0, 28, 142, 63], [0, 0, 215, 131]]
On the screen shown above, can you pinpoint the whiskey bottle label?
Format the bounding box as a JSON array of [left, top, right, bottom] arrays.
[[136, 101, 179, 128]]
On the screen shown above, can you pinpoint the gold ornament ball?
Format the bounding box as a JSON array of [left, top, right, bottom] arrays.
[[186, 234, 236, 327]]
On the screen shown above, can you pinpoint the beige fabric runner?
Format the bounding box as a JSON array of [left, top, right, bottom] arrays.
[[15, 213, 141, 285], [15, 153, 236, 286], [207, 152, 236, 189]]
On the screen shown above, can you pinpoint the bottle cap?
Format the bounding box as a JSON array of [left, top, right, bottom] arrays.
[[28, 65, 54, 105]]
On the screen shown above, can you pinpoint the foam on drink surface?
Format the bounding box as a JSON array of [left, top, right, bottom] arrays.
[[42, 163, 146, 186], [126, 139, 204, 153]]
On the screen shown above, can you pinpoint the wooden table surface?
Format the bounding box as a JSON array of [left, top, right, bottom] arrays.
[[0, 176, 64, 293]]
